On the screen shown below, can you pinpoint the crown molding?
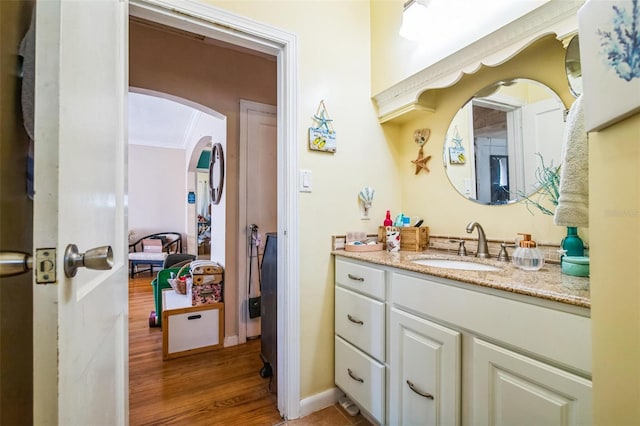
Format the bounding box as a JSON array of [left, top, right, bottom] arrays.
[[373, 0, 584, 123]]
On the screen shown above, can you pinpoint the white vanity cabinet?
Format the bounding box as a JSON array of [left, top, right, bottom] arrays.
[[390, 269, 592, 426], [334, 258, 387, 424], [389, 307, 461, 426], [334, 256, 592, 426]]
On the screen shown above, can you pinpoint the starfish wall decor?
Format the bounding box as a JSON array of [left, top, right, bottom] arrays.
[[411, 128, 432, 174]]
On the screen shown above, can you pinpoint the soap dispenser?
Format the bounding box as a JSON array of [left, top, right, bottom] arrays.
[[512, 233, 545, 271]]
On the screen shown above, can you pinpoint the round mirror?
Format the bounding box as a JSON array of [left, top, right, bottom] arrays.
[[565, 35, 582, 97], [443, 78, 566, 205]]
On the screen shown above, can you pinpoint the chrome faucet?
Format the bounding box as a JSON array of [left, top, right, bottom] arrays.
[[466, 221, 490, 258]]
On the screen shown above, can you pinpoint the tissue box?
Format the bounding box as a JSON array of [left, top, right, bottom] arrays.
[[378, 226, 429, 252]]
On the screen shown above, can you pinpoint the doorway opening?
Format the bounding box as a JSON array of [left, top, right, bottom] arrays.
[[129, 0, 300, 419], [128, 88, 226, 259]]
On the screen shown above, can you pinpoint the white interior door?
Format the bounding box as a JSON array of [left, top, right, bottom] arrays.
[[240, 101, 277, 340], [521, 98, 565, 193], [33, 1, 128, 424]]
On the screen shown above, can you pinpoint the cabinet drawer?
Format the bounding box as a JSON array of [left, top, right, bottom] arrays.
[[335, 286, 385, 361], [163, 303, 224, 360], [335, 258, 385, 300], [335, 336, 385, 424]]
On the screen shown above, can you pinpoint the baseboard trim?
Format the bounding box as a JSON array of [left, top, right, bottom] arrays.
[[224, 335, 238, 347], [298, 387, 342, 418]]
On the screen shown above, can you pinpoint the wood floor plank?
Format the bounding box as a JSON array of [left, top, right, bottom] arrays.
[[128, 276, 281, 425]]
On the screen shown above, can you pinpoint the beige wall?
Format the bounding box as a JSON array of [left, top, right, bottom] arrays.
[[128, 145, 186, 237], [590, 113, 640, 424], [201, 0, 402, 398], [129, 20, 277, 341]]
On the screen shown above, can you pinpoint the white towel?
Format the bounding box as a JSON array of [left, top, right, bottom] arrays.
[[554, 95, 589, 228]]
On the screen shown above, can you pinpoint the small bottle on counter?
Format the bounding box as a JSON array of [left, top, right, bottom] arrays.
[[512, 233, 545, 271], [384, 210, 393, 226]]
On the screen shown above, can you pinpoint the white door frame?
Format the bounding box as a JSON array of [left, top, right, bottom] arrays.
[[129, 0, 300, 419]]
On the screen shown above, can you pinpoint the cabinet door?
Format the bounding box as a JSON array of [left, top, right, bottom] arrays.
[[473, 338, 592, 426], [390, 308, 461, 426]]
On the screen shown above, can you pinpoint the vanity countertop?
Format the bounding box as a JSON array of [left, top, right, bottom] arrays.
[[332, 249, 590, 309]]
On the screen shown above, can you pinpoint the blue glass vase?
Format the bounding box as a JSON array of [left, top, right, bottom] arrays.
[[561, 226, 584, 257]]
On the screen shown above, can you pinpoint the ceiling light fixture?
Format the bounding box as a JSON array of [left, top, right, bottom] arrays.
[[399, 0, 431, 41]]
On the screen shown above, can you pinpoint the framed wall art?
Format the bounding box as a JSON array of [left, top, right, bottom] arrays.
[[578, 0, 640, 132], [309, 100, 336, 153]]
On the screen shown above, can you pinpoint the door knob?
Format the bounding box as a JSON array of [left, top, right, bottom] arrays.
[[0, 252, 33, 278], [64, 244, 114, 278]]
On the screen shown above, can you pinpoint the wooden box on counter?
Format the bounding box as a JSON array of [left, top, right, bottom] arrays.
[[378, 226, 429, 252]]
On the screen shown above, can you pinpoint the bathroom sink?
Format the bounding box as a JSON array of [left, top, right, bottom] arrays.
[[411, 258, 501, 272]]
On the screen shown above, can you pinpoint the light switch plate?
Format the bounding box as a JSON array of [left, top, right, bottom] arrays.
[[299, 169, 312, 192]]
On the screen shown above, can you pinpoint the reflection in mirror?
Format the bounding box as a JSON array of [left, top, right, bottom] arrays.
[[444, 79, 566, 205], [565, 35, 582, 97]]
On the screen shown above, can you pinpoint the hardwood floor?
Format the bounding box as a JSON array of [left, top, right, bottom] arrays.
[[129, 275, 372, 426], [128, 275, 281, 425]]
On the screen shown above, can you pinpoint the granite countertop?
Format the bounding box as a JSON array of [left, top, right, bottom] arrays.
[[332, 249, 590, 309]]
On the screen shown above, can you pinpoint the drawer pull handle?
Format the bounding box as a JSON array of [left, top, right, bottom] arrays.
[[407, 380, 434, 400], [347, 274, 364, 282], [347, 314, 364, 325], [347, 368, 364, 383], [187, 314, 202, 320]]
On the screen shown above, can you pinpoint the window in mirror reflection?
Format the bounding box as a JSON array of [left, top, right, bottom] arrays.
[[444, 79, 566, 205]]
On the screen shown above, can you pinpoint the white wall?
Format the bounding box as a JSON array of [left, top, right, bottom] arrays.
[[128, 144, 186, 240]]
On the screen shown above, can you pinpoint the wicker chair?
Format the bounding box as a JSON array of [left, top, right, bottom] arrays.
[[128, 232, 183, 278]]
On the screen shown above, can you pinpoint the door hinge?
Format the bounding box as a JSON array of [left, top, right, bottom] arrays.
[[35, 248, 56, 284]]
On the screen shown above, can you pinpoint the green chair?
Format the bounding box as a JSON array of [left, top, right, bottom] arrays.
[[149, 265, 191, 327]]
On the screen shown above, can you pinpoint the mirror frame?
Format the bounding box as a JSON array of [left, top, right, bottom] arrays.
[[210, 142, 225, 205], [565, 35, 582, 98]]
